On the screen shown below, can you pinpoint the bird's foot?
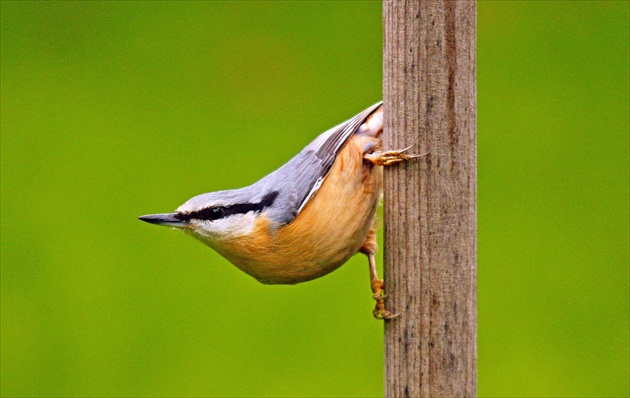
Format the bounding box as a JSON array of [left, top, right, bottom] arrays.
[[363, 145, 424, 166], [371, 278, 398, 320]]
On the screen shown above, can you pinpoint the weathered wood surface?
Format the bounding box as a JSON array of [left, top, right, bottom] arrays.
[[383, 0, 477, 396]]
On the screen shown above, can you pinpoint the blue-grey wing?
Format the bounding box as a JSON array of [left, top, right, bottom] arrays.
[[257, 101, 383, 225]]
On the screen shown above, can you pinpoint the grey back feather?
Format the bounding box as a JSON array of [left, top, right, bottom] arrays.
[[256, 101, 383, 225]]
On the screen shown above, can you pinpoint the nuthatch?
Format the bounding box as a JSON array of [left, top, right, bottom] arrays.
[[139, 102, 420, 319]]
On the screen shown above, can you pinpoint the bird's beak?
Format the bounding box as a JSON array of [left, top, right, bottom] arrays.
[[138, 212, 186, 228]]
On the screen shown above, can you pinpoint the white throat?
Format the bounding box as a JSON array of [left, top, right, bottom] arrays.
[[190, 212, 257, 241]]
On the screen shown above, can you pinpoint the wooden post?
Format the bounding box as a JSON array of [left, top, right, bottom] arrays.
[[383, 1, 477, 397]]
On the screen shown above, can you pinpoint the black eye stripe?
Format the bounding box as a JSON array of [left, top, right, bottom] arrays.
[[181, 206, 223, 221], [179, 191, 279, 222]]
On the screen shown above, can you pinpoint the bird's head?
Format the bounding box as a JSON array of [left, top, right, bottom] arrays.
[[139, 189, 279, 243]]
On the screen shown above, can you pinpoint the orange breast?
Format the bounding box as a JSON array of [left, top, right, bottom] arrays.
[[212, 134, 383, 284]]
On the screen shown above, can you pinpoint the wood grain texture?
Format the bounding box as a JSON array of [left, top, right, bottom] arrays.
[[383, 1, 477, 397]]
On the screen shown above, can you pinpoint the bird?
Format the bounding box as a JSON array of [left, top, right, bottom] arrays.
[[139, 102, 420, 319]]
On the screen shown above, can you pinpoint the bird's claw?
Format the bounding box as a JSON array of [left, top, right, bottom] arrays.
[[363, 145, 426, 166], [373, 308, 400, 320], [371, 278, 398, 320], [373, 292, 389, 300]]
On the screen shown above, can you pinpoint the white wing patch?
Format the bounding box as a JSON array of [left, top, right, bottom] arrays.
[[296, 175, 324, 215], [293, 102, 383, 216]]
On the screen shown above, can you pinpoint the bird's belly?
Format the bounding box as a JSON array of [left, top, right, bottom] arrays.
[[212, 185, 380, 285]]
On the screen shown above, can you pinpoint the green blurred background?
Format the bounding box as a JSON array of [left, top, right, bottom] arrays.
[[1, 1, 628, 397]]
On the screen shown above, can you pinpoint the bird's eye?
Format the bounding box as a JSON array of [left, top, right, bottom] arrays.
[[194, 206, 224, 221], [208, 207, 224, 221]]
